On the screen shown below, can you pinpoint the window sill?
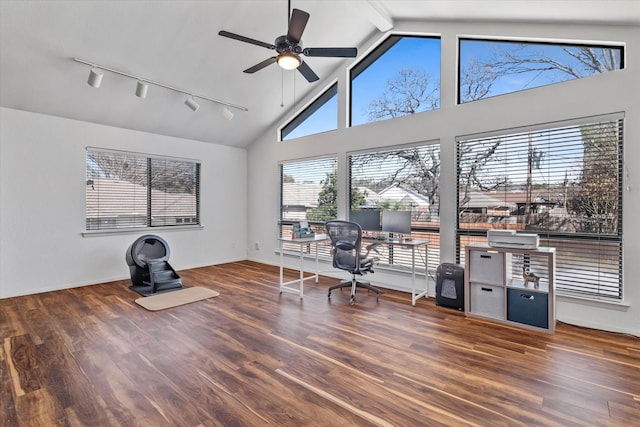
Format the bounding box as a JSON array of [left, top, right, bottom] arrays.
[[556, 291, 630, 310], [82, 225, 203, 237]]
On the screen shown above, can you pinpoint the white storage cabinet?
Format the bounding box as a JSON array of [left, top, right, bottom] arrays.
[[464, 243, 556, 334]]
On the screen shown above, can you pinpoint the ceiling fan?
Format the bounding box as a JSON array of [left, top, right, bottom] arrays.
[[218, 1, 357, 82]]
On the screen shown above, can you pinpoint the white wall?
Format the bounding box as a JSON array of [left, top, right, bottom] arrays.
[[0, 107, 247, 298], [246, 20, 640, 336]]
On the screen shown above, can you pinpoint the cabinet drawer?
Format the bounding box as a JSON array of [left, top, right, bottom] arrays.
[[470, 284, 505, 319], [507, 288, 548, 329], [469, 250, 504, 285]]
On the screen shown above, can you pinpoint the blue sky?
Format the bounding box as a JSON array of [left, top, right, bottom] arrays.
[[283, 36, 620, 140]]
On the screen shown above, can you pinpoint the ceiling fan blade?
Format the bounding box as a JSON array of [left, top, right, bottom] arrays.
[[303, 47, 358, 58], [244, 57, 277, 73], [297, 61, 319, 82], [287, 9, 309, 44], [218, 30, 275, 50]]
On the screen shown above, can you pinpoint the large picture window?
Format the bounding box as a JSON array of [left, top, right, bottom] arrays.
[[459, 38, 624, 103], [457, 116, 623, 299], [350, 35, 441, 127], [349, 144, 440, 273], [86, 149, 200, 230]]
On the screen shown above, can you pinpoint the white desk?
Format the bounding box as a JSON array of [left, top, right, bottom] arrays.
[[366, 238, 429, 306], [278, 234, 329, 298]]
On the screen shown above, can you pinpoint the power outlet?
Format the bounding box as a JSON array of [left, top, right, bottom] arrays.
[[254, 241, 260, 251]]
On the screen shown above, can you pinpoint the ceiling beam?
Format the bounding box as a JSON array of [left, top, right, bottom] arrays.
[[352, 0, 394, 32]]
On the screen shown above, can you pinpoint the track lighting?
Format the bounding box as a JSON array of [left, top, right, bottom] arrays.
[[222, 106, 234, 121], [185, 96, 200, 112], [135, 81, 149, 99], [87, 68, 103, 88], [277, 52, 301, 70], [73, 57, 248, 114]]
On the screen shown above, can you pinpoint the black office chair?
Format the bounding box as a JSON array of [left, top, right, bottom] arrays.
[[325, 220, 381, 305]]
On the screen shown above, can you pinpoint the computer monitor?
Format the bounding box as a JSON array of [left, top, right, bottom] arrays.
[[381, 210, 411, 235], [350, 209, 381, 232]]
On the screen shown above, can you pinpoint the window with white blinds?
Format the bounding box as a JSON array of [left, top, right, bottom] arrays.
[[349, 144, 441, 273], [86, 149, 200, 230], [280, 157, 337, 256], [457, 116, 623, 299]]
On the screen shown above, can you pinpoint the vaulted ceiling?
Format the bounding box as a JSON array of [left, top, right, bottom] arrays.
[[1, 1, 638, 148]]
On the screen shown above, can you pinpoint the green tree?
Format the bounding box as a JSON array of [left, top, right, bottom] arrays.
[[308, 172, 367, 221]]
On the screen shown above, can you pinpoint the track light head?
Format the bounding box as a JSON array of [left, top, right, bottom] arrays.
[[135, 81, 149, 99], [185, 96, 200, 112], [87, 68, 103, 88], [222, 106, 234, 121], [74, 58, 247, 113]]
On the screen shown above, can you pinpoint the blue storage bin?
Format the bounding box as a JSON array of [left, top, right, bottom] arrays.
[[507, 288, 548, 329]]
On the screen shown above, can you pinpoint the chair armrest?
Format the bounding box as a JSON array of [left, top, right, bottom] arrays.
[[363, 242, 382, 259]]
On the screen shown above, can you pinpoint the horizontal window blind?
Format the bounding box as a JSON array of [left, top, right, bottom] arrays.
[[349, 144, 441, 273], [457, 117, 623, 299], [86, 149, 200, 230], [280, 157, 337, 256]]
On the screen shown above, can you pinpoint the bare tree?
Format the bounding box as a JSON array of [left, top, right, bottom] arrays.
[[459, 44, 621, 101], [366, 68, 439, 121]]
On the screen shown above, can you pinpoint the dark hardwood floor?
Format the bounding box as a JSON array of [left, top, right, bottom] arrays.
[[1, 261, 639, 426]]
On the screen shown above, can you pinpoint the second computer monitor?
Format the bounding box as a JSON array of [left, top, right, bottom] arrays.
[[381, 210, 411, 235]]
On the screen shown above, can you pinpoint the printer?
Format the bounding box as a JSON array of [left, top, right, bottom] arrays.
[[487, 229, 539, 249]]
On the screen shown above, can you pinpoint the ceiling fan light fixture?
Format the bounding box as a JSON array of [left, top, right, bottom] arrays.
[[277, 52, 301, 70]]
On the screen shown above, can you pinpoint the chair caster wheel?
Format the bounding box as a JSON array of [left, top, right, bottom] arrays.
[[350, 296, 356, 305], [328, 291, 332, 299]]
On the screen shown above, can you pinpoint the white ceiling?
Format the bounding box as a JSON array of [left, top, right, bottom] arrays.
[[1, 1, 639, 148]]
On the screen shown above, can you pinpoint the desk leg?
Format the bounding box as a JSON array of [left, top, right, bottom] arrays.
[[411, 246, 416, 306], [279, 240, 284, 293], [299, 245, 304, 298], [411, 244, 429, 306], [424, 245, 429, 298], [314, 242, 320, 283]]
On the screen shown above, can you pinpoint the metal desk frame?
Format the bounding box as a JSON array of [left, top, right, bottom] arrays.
[[366, 238, 429, 306], [278, 234, 329, 298]]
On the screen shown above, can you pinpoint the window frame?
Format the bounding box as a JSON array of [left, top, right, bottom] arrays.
[[348, 142, 441, 274], [457, 36, 625, 104], [279, 156, 338, 257], [85, 147, 201, 232], [279, 81, 338, 141], [455, 115, 624, 300], [349, 33, 441, 128]]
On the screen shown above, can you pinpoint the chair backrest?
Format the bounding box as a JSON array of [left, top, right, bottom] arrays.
[[325, 220, 363, 274]]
